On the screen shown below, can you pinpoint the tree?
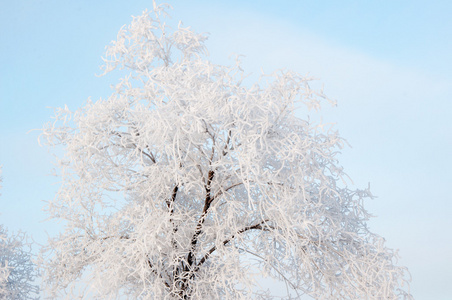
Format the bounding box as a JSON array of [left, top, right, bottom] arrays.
[[0, 226, 40, 300], [39, 3, 410, 299], [0, 167, 40, 299]]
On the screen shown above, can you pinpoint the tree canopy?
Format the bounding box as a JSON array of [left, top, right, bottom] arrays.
[[0, 168, 40, 299], [39, 3, 410, 299]]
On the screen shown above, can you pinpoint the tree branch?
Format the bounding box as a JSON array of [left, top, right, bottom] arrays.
[[222, 129, 232, 157], [166, 185, 180, 255], [212, 182, 243, 202], [196, 219, 270, 268], [110, 130, 156, 163], [186, 170, 215, 267], [167, 185, 179, 212], [147, 256, 171, 289]]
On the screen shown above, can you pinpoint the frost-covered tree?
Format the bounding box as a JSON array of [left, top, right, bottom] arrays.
[[0, 227, 40, 300], [0, 167, 40, 299], [39, 3, 410, 299]]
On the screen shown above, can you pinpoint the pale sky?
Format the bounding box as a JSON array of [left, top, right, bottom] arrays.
[[1, 1, 451, 298]]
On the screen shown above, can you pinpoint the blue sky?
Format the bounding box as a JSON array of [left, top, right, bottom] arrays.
[[1, 1, 451, 298]]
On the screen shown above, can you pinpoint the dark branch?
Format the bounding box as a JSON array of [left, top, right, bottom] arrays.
[[167, 185, 179, 251], [136, 144, 156, 163], [98, 235, 133, 241], [212, 182, 243, 202], [187, 170, 215, 267], [145, 145, 157, 163], [222, 129, 232, 157], [167, 185, 179, 212], [196, 219, 270, 268]]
